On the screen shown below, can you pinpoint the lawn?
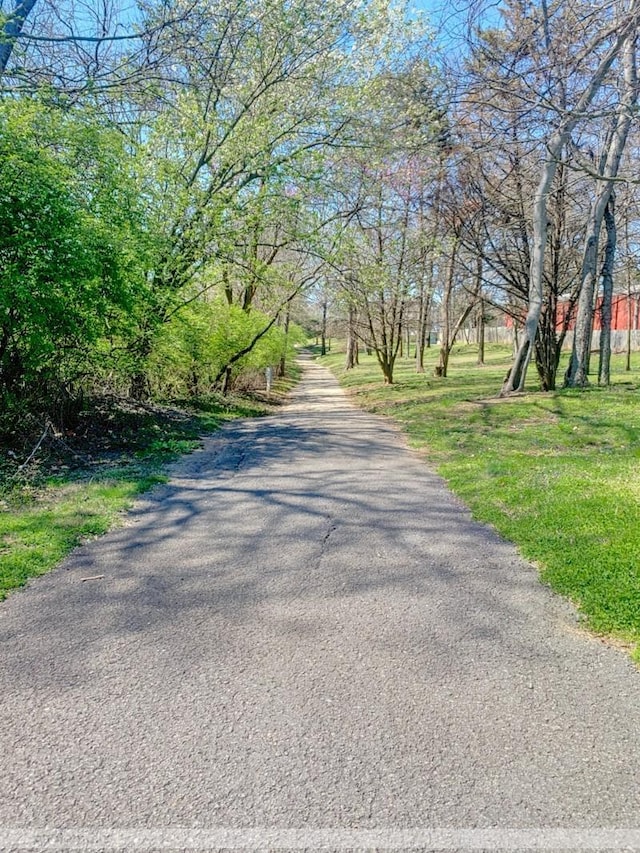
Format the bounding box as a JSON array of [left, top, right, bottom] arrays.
[[321, 344, 640, 660]]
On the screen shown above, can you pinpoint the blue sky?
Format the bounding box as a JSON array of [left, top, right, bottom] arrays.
[[410, 0, 503, 51]]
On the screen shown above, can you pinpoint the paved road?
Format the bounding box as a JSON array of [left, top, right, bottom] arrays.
[[2, 357, 640, 852]]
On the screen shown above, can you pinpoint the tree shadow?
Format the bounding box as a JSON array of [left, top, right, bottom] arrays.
[[0, 394, 577, 696]]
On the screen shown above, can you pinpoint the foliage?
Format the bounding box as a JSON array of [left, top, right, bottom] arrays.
[[322, 344, 640, 659], [1, 0, 438, 424], [0, 106, 101, 388], [149, 298, 301, 395], [0, 99, 151, 426]]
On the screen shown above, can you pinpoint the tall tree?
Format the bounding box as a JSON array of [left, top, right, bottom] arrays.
[[564, 27, 639, 387], [501, 0, 640, 394]]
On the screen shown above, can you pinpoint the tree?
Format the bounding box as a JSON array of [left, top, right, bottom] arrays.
[[448, 18, 579, 391], [113, 0, 435, 393], [598, 192, 617, 386], [0, 0, 38, 73], [333, 151, 440, 384], [564, 27, 639, 387], [0, 99, 143, 420], [1, 0, 184, 97], [500, 0, 640, 394]]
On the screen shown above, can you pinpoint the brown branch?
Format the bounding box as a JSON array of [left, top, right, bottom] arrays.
[[0, 0, 38, 72]]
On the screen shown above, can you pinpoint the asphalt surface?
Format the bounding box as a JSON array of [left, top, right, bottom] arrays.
[[2, 356, 640, 852]]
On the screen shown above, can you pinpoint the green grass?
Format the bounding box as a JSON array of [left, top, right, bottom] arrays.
[[321, 344, 640, 659], [0, 476, 164, 593], [0, 382, 290, 600]]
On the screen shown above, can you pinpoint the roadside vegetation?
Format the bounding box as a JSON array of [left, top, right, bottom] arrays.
[[321, 344, 640, 661], [0, 370, 298, 600]]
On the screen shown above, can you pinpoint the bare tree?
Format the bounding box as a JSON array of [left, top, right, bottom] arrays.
[[564, 27, 639, 387], [0, 0, 38, 72], [598, 192, 617, 385], [501, 1, 640, 394]]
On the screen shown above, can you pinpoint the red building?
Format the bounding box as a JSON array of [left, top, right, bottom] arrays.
[[558, 293, 640, 332]]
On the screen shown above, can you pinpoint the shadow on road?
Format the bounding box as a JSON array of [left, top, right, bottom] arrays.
[[1, 389, 568, 695]]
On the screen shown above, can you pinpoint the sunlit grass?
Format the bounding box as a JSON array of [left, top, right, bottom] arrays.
[[321, 344, 640, 659], [0, 476, 164, 595]]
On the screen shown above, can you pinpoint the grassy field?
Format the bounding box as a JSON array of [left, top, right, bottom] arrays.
[[0, 370, 299, 600], [321, 344, 640, 660]]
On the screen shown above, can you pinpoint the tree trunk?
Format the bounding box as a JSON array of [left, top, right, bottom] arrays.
[[415, 297, 425, 371], [626, 283, 633, 373], [223, 267, 233, 306], [534, 295, 561, 391], [434, 340, 449, 378], [502, 14, 638, 395], [0, 0, 38, 73], [320, 299, 328, 356], [417, 165, 439, 372], [501, 144, 559, 394], [475, 259, 484, 365], [564, 226, 601, 387], [435, 239, 477, 379], [599, 193, 617, 386], [128, 335, 153, 401], [129, 373, 150, 401], [416, 286, 432, 372], [434, 240, 458, 378], [565, 30, 637, 387], [345, 304, 359, 370], [363, 289, 404, 385], [477, 299, 485, 366], [221, 366, 232, 395], [625, 193, 633, 372], [278, 305, 290, 378]]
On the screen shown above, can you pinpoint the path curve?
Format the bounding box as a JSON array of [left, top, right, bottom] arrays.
[[1, 356, 640, 851]]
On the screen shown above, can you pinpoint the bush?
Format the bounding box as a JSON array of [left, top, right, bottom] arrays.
[[149, 297, 296, 396]]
